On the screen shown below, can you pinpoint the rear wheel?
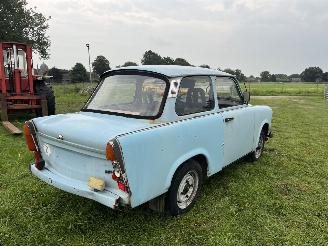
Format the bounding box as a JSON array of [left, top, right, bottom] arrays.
[[35, 81, 56, 116], [166, 159, 203, 216]]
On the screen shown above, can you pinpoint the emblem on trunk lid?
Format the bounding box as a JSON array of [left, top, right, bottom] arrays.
[[42, 143, 51, 156], [57, 134, 64, 140]]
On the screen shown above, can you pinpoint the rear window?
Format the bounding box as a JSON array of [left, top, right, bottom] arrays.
[[85, 74, 168, 118]]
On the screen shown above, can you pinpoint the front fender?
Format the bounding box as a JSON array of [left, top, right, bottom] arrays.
[[253, 106, 272, 150]]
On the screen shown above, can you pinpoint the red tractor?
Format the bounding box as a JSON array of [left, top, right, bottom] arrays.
[[0, 42, 55, 134]]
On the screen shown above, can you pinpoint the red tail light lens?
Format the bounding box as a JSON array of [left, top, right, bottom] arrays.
[[118, 182, 126, 192], [23, 123, 37, 151]]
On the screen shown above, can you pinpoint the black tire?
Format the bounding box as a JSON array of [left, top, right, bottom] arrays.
[[249, 130, 265, 162], [166, 159, 203, 216], [34, 81, 56, 116]]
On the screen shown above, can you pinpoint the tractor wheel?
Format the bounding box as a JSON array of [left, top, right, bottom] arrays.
[[35, 81, 56, 116]]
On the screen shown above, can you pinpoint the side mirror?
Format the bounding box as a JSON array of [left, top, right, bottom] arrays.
[[243, 91, 250, 104]]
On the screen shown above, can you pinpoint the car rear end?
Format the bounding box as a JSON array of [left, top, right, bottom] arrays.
[[24, 120, 131, 209]]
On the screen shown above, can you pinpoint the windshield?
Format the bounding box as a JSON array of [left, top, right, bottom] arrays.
[[85, 74, 168, 118]]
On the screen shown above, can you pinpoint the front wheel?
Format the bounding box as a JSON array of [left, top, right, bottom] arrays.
[[166, 160, 203, 216], [249, 130, 265, 162]]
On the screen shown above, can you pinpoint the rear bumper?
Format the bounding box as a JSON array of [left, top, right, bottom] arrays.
[[30, 164, 126, 209]]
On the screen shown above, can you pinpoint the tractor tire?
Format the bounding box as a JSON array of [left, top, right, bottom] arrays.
[[35, 81, 56, 116]]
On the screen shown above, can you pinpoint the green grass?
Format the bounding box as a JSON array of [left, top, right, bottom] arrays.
[[0, 83, 328, 245], [245, 82, 327, 96]]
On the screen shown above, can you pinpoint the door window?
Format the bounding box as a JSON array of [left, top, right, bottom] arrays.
[[175, 76, 214, 116], [216, 77, 243, 109]]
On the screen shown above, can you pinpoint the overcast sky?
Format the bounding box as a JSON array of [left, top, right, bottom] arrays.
[[28, 0, 328, 76]]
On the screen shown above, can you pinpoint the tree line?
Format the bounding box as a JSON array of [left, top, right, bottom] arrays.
[[45, 50, 328, 83], [46, 50, 199, 83]]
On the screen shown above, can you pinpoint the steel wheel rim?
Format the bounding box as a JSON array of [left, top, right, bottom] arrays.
[[255, 135, 264, 159], [177, 170, 199, 209]]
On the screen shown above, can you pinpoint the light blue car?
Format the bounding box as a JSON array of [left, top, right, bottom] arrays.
[[24, 65, 272, 215]]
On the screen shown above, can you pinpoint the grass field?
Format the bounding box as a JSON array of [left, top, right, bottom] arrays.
[[0, 83, 328, 245], [246, 82, 327, 96]]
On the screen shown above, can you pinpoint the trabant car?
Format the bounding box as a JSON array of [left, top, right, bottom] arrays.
[[24, 65, 273, 215]]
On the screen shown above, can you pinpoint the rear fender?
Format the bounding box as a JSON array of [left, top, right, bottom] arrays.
[[164, 148, 210, 189]]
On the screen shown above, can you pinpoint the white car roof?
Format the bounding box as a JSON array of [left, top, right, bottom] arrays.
[[109, 65, 232, 78]]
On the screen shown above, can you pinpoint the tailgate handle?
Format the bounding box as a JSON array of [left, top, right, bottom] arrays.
[[224, 117, 234, 123]]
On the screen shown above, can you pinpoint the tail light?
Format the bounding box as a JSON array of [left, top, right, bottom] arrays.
[[23, 123, 37, 151], [111, 169, 126, 191], [24, 122, 45, 170], [106, 140, 129, 193], [106, 142, 116, 161]]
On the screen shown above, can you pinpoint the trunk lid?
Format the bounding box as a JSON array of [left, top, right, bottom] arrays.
[[33, 111, 152, 151]]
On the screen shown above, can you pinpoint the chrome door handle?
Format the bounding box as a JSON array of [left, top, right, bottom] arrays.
[[224, 117, 234, 123]]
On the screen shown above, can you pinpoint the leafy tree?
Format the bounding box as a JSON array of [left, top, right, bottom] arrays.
[[223, 68, 246, 81], [0, 0, 51, 59], [274, 74, 289, 82], [141, 50, 192, 66], [48, 67, 63, 82], [223, 68, 235, 76], [200, 64, 210, 68], [92, 55, 110, 77], [141, 50, 163, 65], [322, 72, 328, 82], [301, 67, 323, 82], [289, 74, 300, 79], [121, 61, 138, 67], [260, 71, 271, 82], [174, 58, 191, 66], [234, 69, 246, 82], [162, 56, 175, 65], [70, 63, 88, 83], [270, 74, 276, 82]]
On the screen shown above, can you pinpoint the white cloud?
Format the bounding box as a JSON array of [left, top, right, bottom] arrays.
[[28, 0, 328, 75]]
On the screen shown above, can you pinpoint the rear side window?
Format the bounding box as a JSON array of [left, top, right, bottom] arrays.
[[216, 77, 242, 108], [175, 76, 214, 116]]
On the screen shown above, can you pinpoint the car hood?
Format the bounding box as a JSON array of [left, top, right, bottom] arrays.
[[32, 112, 153, 151]]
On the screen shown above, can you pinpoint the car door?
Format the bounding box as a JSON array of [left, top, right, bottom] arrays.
[[175, 76, 225, 174], [215, 76, 254, 166]]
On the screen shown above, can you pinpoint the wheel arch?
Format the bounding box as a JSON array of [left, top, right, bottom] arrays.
[[254, 120, 270, 150], [262, 122, 269, 136], [164, 149, 210, 190]]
